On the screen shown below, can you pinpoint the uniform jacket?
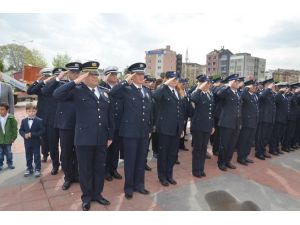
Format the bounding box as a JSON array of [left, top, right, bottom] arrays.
[[109, 80, 152, 138], [53, 81, 114, 146], [240, 89, 259, 129], [274, 92, 288, 124], [152, 84, 185, 136], [258, 88, 276, 124], [216, 86, 241, 130], [190, 89, 214, 133]]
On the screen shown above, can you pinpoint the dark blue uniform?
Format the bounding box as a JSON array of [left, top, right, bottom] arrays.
[[255, 88, 276, 158], [19, 117, 44, 172], [43, 79, 79, 182], [27, 81, 49, 159], [236, 89, 259, 162], [190, 89, 214, 176], [101, 81, 124, 179], [282, 92, 299, 150], [109, 80, 151, 196], [269, 92, 288, 154], [216, 86, 241, 169], [41, 80, 60, 171], [152, 84, 185, 184], [53, 81, 114, 203]]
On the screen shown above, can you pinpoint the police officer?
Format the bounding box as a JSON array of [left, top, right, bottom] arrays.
[[42, 63, 81, 190], [269, 83, 289, 155], [152, 71, 185, 186], [236, 80, 258, 165], [291, 83, 300, 148], [109, 63, 151, 199], [210, 77, 224, 156], [216, 74, 241, 171], [101, 66, 123, 181], [190, 76, 214, 178], [53, 61, 113, 211], [27, 68, 52, 162], [282, 83, 300, 151], [255, 78, 276, 160], [41, 68, 66, 175]]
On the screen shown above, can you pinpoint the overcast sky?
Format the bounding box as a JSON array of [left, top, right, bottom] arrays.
[[1, 0, 300, 71]]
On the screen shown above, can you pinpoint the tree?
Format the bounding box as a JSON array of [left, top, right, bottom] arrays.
[[52, 53, 71, 68], [0, 44, 48, 72], [0, 59, 4, 72]]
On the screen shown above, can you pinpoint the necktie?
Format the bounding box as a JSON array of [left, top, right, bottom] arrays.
[[172, 89, 178, 99], [28, 118, 33, 121], [92, 88, 98, 98], [138, 88, 144, 98]]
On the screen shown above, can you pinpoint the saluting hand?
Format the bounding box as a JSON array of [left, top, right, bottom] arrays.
[[43, 75, 55, 84], [125, 73, 135, 84], [57, 71, 68, 80], [164, 77, 176, 86], [74, 72, 89, 84], [197, 81, 208, 91]]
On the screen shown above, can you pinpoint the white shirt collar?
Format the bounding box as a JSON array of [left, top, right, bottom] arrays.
[[133, 82, 142, 89]]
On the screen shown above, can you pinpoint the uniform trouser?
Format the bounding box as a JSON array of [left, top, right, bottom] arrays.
[[179, 120, 188, 149], [25, 145, 41, 171], [46, 124, 60, 168], [59, 129, 78, 182], [292, 118, 300, 146], [123, 137, 148, 195], [236, 127, 256, 160], [76, 145, 106, 203], [218, 127, 239, 166], [282, 120, 296, 150], [192, 131, 210, 175], [269, 122, 286, 153], [151, 132, 159, 155], [212, 118, 220, 154], [41, 123, 49, 157], [105, 130, 121, 175], [157, 133, 180, 182], [255, 122, 273, 155]]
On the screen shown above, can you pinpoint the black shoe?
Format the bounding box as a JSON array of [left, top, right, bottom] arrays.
[[206, 154, 211, 159], [62, 181, 72, 190], [255, 154, 265, 160], [82, 202, 90, 211], [269, 151, 279, 156], [175, 160, 180, 165], [93, 197, 110, 205], [200, 171, 206, 177], [167, 178, 177, 185], [51, 167, 59, 175], [138, 189, 150, 195], [73, 177, 80, 183], [289, 148, 295, 152], [111, 170, 122, 179], [245, 158, 254, 163], [125, 193, 133, 199], [263, 153, 272, 158], [226, 162, 236, 169], [218, 164, 227, 171], [291, 146, 297, 149], [42, 156, 48, 163], [278, 151, 284, 154], [160, 180, 169, 186], [145, 164, 152, 171], [237, 159, 248, 166], [105, 174, 113, 181], [180, 147, 189, 151], [193, 173, 201, 178], [213, 151, 219, 156]]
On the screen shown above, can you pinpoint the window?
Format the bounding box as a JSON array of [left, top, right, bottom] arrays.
[[158, 60, 161, 63], [157, 66, 161, 69], [213, 62, 216, 66]]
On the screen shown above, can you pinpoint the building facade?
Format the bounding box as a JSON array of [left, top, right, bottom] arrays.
[[272, 69, 300, 83], [145, 45, 177, 78], [206, 47, 233, 77], [229, 53, 266, 81], [182, 62, 206, 85]]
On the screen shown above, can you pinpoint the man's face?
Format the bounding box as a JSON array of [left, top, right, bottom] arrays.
[[68, 71, 80, 81], [229, 80, 239, 90], [0, 107, 8, 117], [84, 73, 99, 88], [106, 73, 118, 85], [132, 72, 145, 85], [168, 78, 178, 88]]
